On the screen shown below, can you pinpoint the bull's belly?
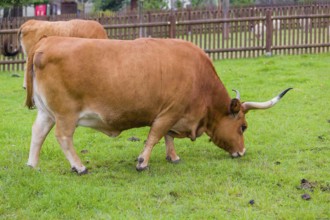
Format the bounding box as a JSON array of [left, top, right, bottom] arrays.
[[77, 111, 121, 137], [77, 111, 199, 139], [77, 110, 150, 137]]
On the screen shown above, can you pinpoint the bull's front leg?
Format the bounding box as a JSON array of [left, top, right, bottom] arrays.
[[55, 117, 87, 175], [27, 110, 54, 168], [136, 118, 176, 171], [165, 135, 180, 163], [136, 134, 159, 171]]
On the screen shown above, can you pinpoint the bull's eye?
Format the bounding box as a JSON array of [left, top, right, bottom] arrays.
[[241, 125, 247, 133]]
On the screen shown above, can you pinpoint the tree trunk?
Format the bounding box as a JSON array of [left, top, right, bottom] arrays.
[[4, 6, 23, 17], [131, 0, 138, 11]]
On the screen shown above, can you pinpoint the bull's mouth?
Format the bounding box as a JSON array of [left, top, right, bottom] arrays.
[[210, 137, 246, 158], [231, 148, 246, 158]]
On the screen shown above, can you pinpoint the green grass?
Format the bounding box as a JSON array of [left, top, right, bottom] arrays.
[[0, 53, 329, 219]]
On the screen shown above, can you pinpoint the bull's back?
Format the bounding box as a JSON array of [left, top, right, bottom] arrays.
[[21, 19, 107, 55], [68, 20, 108, 39]]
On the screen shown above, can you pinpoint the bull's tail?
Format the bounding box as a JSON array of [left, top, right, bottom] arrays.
[[25, 36, 48, 109], [25, 50, 35, 109], [2, 29, 22, 57]]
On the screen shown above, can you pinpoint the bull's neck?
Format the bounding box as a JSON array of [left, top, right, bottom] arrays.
[[206, 83, 232, 136]]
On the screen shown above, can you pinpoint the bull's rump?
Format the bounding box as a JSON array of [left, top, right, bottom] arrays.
[[33, 37, 217, 131]]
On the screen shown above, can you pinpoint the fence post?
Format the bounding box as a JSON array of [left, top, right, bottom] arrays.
[[265, 10, 273, 56], [147, 11, 151, 37], [222, 0, 229, 39], [187, 6, 192, 34], [169, 14, 176, 38], [138, 0, 144, 38]]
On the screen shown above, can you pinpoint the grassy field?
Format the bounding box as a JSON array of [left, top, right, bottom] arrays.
[[0, 53, 329, 219]]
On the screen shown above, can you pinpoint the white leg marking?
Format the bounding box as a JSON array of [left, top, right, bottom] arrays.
[[27, 110, 54, 167]]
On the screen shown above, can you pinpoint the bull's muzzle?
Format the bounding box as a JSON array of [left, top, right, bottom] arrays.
[[231, 148, 246, 158]]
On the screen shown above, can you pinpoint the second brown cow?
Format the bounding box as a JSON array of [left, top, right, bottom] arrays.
[[3, 19, 108, 88]]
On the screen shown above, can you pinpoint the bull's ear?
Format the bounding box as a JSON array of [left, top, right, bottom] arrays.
[[230, 98, 241, 114]]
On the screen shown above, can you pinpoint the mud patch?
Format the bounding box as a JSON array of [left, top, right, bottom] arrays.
[[127, 136, 140, 142], [81, 149, 89, 154], [320, 183, 330, 192], [11, 73, 20, 78], [169, 191, 179, 199], [297, 179, 317, 191], [301, 193, 311, 200], [297, 179, 330, 193]]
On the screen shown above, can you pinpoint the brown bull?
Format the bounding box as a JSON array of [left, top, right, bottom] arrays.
[[25, 37, 291, 174], [2, 19, 108, 88]]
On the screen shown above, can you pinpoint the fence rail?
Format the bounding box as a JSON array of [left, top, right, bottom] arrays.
[[1, 3, 330, 71]]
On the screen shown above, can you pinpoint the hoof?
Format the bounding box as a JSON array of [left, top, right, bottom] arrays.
[[166, 156, 181, 164], [136, 165, 149, 172], [78, 168, 88, 175], [26, 161, 37, 168], [137, 157, 144, 164], [26, 164, 34, 168], [71, 167, 88, 175]]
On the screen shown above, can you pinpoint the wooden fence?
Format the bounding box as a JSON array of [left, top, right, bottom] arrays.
[[1, 3, 330, 71]]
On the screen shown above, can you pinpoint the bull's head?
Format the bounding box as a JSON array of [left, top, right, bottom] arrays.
[[210, 88, 292, 157]]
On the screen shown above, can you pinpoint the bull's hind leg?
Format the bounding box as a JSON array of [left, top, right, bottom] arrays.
[[22, 62, 27, 89], [55, 117, 87, 174], [27, 110, 54, 168], [165, 135, 180, 163], [137, 117, 177, 171]]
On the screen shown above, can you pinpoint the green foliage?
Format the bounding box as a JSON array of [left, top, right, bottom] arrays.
[[0, 0, 48, 7], [93, 0, 168, 12], [142, 0, 168, 10], [93, 0, 126, 11], [190, 0, 218, 7], [191, 0, 205, 7], [230, 0, 255, 6], [0, 53, 329, 219], [0, 0, 29, 7]]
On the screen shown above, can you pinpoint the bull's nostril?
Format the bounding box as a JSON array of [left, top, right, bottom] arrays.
[[231, 148, 246, 158]]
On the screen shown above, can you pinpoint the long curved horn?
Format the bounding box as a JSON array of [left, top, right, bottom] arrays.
[[232, 89, 240, 100], [242, 88, 292, 113]]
